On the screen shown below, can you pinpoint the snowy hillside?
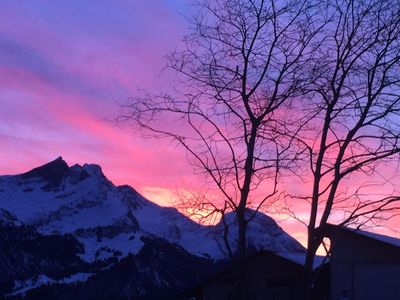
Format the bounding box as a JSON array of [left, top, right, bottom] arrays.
[[0, 157, 305, 298], [0, 157, 304, 261]]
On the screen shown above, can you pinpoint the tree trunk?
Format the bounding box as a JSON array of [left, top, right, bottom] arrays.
[[304, 227, 323, 300], [234, 207, 247, 300]]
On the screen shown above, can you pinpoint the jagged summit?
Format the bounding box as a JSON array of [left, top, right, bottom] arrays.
[[1, 158, 304, 259], [0, 158, 308, 296], [19, 157, 107, 185], [21, 156, 69, 181]]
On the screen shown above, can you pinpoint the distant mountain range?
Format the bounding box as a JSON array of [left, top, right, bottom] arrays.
[[0, 157, 304, 299]]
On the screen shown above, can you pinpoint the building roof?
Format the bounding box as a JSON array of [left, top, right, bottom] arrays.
[[178, 250, 327, 298], [277, 251, 327, 269], [324, 223, 400, 249]]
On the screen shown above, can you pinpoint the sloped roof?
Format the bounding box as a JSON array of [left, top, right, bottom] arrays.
[[349, 228, 400, 248], [324, 223, 400, 248], [178, 250, 327, 297], [277, 251, 327, 269]]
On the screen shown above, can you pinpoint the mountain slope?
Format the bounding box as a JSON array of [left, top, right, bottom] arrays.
[[0, 157, 305, 297], [8, 236, 222, 300], [0, 157, 304, 260]]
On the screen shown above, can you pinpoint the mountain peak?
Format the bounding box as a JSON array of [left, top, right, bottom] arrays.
[[221, 208, 277, 225], [21, 156, 69, 181], [216, 209, 305, 253], [3, 159, 305, 261], [82, 163, 104, 177]]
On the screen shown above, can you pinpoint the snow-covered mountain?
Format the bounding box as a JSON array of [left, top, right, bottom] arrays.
[[0, 157, 304, 260], [0, 157, 304, 299]]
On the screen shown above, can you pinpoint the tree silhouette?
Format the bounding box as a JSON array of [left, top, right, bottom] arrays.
[[119, 0, 400, 298], [118, 0, 323, 298], [282, 0, 400, 297]]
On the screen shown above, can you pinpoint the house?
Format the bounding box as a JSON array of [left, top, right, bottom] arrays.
[[180, 250, 328, 300], [323, 224, 400, 300], [181, 224, 400, 300]]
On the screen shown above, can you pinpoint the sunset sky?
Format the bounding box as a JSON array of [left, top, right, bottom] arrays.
[[0, 0, 197, 200], [1, 0, 399, 246]]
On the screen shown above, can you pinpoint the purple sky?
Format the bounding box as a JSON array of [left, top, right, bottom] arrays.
[[0, 0, 203, 205], [2, 1, 399, 246]]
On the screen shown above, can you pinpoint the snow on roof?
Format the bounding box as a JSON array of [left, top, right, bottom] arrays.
[[325, 224, 400, 248], [349, 228, 400, 248], [274, 251, 327, 269]]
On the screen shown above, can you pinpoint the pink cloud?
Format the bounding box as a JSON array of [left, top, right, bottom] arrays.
[[1, 0, 399, 245]]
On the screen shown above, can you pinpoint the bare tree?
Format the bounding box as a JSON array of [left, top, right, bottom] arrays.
[[118, 0, 322, 298], [283, 0, 400, 297]]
